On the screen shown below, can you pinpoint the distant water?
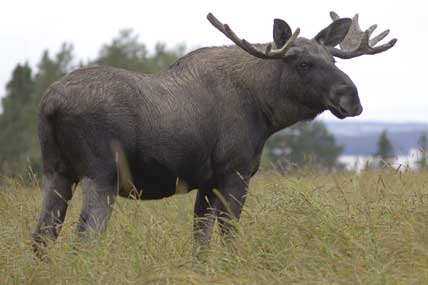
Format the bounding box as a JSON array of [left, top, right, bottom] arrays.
[[324, 120, 428, 156], [339, 148, 424, 171]]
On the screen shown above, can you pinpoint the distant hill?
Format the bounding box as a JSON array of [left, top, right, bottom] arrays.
[[323, 121, 428, 155]]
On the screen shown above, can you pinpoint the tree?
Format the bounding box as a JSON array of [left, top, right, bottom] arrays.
[[265, 121, 344, 171], [1, 63, 34, 120], [374, 130, 395, 168], [0, 63, 34, 172], [97, 29, 148, 71], [34, 43, 75, 102], [0, 44, 74, 176], [2, 63, 33, 107], [96, 29, 185, 73], [416, 132, 428, 170]]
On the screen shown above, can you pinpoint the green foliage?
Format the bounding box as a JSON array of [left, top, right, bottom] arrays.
[[374, 130, 395, 168], [34, 43, 75, 102], [416, 132, 428, 169], [0, 44, 74, 176], [2, 171, 428, 283], [97, 29, 149, 71], [0, 31, 185, 176], [265, 121, 344, 171], [1, 63, 33, 116], [0, 63, 35, 174], [96, 29, 185, 73]]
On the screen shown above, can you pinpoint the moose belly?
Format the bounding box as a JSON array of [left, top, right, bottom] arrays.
[[118, 176, 195, 200], [119, 153, 201, 200]]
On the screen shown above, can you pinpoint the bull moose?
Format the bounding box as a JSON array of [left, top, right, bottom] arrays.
[[32, 12, 396, 254]]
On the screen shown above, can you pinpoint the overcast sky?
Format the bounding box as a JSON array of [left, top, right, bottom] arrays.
[[1, 0, 425, 123]]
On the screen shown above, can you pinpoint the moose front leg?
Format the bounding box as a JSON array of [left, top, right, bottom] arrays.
[[192, 175, 248, 259], [193, 189, 217, 257], [216, 173, 249, 242]]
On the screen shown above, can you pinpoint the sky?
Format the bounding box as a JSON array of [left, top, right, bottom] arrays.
[[0, 0, 426, 123]]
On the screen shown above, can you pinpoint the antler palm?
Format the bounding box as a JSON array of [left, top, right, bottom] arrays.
[[329, 11, 397, 59]]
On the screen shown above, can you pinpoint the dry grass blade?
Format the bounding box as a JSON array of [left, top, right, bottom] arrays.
[[2, 170, 428, 283]]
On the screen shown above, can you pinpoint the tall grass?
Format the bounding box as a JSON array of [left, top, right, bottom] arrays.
[[1, 170, 428, 284]]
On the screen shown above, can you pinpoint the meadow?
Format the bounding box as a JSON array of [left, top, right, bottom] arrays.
[[1, 169, 428, 284]]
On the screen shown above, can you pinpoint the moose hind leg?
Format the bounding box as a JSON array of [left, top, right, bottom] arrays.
[[32, 173, 74, 248], [76, 178, 116, 236]]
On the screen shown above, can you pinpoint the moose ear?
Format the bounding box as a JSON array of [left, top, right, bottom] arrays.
[[273, 19, 292, 48], [314, 18, 352, 47]]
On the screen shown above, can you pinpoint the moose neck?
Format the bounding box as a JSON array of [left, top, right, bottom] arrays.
[[217, 46, 322, 135]]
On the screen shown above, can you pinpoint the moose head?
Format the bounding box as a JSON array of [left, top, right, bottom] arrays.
[[207, 12, 397, 120]]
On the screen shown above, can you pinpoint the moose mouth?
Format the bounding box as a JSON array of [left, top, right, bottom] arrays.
[[328, 105, 348, 119], [328, 103, 363, 119]]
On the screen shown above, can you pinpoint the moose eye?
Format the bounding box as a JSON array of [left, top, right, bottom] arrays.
[[299, 62, 311, 71]]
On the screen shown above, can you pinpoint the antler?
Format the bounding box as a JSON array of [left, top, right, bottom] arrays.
[[328, 11, 397, 59], [207, 13, 300, 59]]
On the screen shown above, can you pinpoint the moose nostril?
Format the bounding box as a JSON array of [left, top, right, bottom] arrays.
[[354, 104, 363, 115]]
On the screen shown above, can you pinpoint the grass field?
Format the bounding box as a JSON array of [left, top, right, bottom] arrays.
[[1, 170, 428, 284]]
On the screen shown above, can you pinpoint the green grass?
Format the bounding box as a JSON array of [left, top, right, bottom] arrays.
[[1, 170, 428, 284]]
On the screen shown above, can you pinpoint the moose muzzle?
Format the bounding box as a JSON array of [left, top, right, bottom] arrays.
[[328, 84, 363, 119]]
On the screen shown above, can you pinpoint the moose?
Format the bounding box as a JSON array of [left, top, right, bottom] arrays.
[[32, 11, 396, 254]]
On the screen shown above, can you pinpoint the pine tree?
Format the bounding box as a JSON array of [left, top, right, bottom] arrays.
[[0, 63, 35, 173], [0, 44, 74, 176], [96, 29, 185, 73], [416, 132, 428, 170], [0, 63, 33, 119], [374, 130, 395, 168], [34, 43, 74, 102]]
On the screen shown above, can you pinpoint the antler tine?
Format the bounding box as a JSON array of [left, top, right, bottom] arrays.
[[207, 13, 299, 59], [207, 13, 270, 59], [328, 11, 397, 59], [223, 24, 272, 59], [369, 29, 389, 46], [330, 11, 340, 21], [367, 24, 378, 37]]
